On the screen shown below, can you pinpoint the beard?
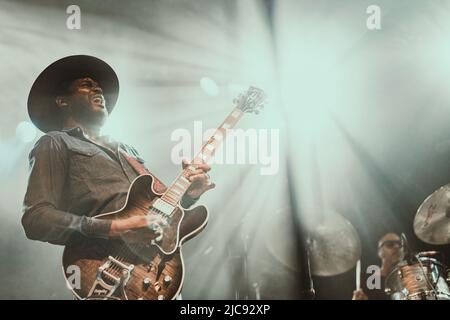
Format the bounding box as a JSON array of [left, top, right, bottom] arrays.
[[69, 96, 108, 128]]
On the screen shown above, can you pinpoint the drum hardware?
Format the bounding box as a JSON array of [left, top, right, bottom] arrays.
[[415, 255, 439, 296], [252, 282, 261, 300], [226, 216, 251, 300]]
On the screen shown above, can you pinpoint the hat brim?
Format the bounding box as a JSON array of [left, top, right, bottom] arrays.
[[27, 55, 119, 133]]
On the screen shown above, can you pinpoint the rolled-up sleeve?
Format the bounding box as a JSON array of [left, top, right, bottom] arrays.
[[21, 135, 111, 245]]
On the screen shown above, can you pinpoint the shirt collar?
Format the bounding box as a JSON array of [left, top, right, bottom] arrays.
[[62, 126, 85, 138], [62, 126, 116, 146]]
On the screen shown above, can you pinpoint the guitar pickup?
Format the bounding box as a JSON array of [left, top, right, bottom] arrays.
[[152, 198, 175, 215]]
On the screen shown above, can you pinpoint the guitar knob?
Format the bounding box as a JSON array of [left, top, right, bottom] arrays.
[[164, 275, 172, 285], [143, 278, 151, 289], [150, 223, 160, 232], [157, 295, 164, 300]]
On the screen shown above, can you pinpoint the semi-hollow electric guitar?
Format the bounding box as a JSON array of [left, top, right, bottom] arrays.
[[62, 87, 266, 300]]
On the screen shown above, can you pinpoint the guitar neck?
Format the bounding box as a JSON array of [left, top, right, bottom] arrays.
[[160, 107, 244, 206]]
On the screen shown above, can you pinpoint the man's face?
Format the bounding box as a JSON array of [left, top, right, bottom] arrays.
[[63, 77, 108, 128], [378, 233, 404, 264]]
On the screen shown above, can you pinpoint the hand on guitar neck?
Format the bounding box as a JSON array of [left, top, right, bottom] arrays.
[[181, 159, 215, 199]]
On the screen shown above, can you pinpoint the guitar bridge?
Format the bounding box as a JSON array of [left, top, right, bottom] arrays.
[[87, 256, 135, 300]]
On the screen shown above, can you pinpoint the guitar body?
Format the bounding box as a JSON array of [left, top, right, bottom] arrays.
[[62, 174, 209, 300]]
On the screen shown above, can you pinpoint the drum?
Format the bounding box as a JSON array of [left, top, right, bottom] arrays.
[[385, 255, 450, 300]]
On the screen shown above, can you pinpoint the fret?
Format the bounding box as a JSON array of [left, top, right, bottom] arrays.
[[172, 182, 185, 189], [213, 132, 223, 141], [161, 196, 174, 205], [231, 109, 242, 118], [175, 182, 185, 189], [179, 176, 190, 185], [201, 147, 212, 155], [192, 157, 202, 165], [161, 193, 177, 205], [169, 189, 182, 196], [205, 144, 214, 152], [172, 188, 185, 196]]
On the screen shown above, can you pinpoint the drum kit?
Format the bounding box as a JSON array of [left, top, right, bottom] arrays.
[[391, 184, 450, 301], [265, 183, 450, 300]]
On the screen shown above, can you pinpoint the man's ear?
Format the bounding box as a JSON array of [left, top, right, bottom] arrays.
[[55, 96, 69, 109]]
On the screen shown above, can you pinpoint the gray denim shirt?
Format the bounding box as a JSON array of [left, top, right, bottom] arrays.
[[21, 127, 197, 246]]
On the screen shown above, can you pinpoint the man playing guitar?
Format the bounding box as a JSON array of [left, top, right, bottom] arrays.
[[22, 55, 215, 298]]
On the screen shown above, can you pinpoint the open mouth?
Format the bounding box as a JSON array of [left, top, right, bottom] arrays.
[[91, 94, 105, 107]]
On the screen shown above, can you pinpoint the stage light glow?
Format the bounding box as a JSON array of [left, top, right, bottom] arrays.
[[15, 121, 37, 143], [227, 83, 248, 96], [200, 77, 220, 97]]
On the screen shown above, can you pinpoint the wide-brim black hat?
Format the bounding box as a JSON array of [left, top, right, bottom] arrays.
[[27, 55, 119, 132]]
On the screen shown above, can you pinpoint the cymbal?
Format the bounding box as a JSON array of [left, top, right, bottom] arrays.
[[308, 213, 361, 276], [264, 209, 361, 277], [414, 184, 450, 245]]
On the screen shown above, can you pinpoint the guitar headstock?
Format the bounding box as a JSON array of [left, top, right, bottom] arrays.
[[234, 86, 266, 114]]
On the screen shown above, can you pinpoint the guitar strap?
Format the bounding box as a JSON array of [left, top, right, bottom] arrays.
[[119, 149, 167, 194]]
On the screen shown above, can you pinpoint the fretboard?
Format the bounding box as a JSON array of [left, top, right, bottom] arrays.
[[161, 107, 244, 206]]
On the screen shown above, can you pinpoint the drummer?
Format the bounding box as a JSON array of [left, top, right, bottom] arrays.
[[352, 232, 404, 300]]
